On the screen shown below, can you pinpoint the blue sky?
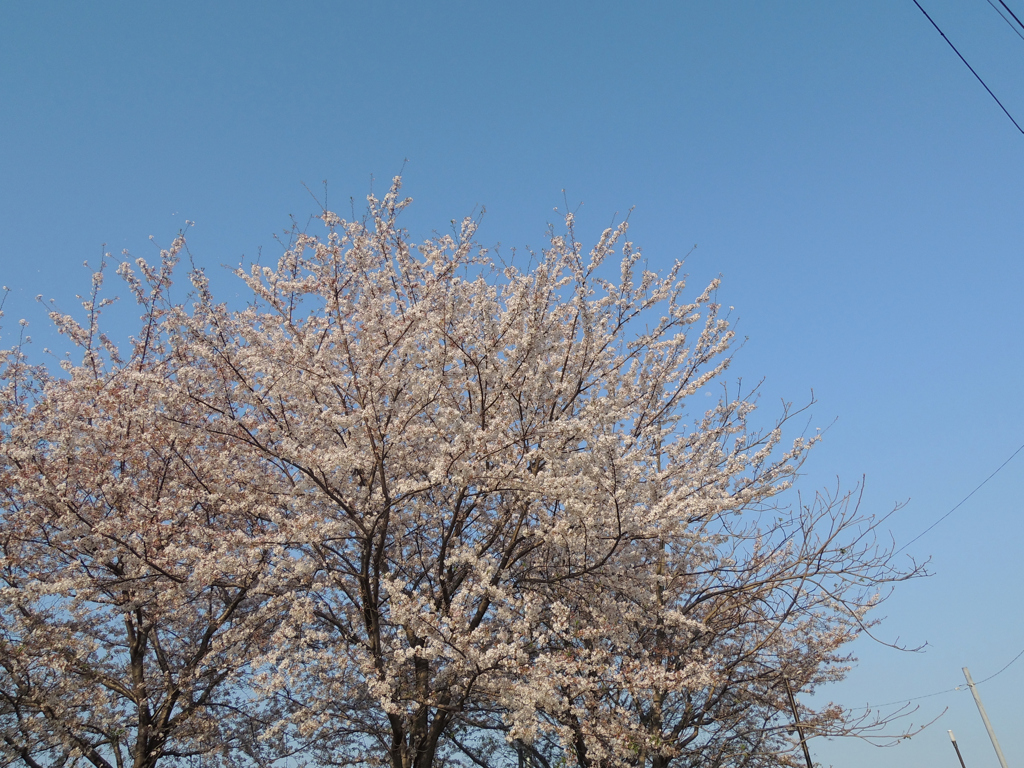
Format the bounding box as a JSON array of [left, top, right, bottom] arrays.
[[2, 2, 1023, 766]]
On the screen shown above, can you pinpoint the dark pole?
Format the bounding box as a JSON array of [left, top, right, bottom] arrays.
[[948, 730, 968, 768], [784, 678, 814, 768]]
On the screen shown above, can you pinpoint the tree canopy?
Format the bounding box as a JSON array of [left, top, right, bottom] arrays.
[[0, 181, 924, 768]]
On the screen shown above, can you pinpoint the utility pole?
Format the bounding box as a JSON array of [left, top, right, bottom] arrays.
[[962, 667, 1009, 768], [784, 678, 814, 768], [948, 730, 968, 768]]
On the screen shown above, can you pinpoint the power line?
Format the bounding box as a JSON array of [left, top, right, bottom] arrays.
[[974, 645, 1024, 685], [910, 0, 1024, 136], [865, 647, 1024, 708], [870, 685, 963, 709], [985, 0, 1024, 42], [894, 440, 1024, 555], [995, 0, 1024, 35]]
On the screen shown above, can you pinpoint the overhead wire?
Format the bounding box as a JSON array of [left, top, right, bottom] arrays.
[[881, 431, 1024, 704], [973, 645, 1024, 684], [866, 646, 1024, 709], [869, 685, 963, 709], [808, 0, 1024, 724], [985, 0, 1024, 42], [995, 0, 1024, 34], [894, 440, 1024, 556], [910, 0, 1024, 136]]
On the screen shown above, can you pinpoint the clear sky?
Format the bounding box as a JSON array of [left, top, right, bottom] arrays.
[[2, 2, 1023, 767]]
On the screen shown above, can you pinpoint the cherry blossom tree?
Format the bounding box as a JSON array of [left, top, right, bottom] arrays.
[[0, 253, 294, 768], [165, 180, 922, 768], [1, 179, 924, 768], [486, 481, 917, 768]]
